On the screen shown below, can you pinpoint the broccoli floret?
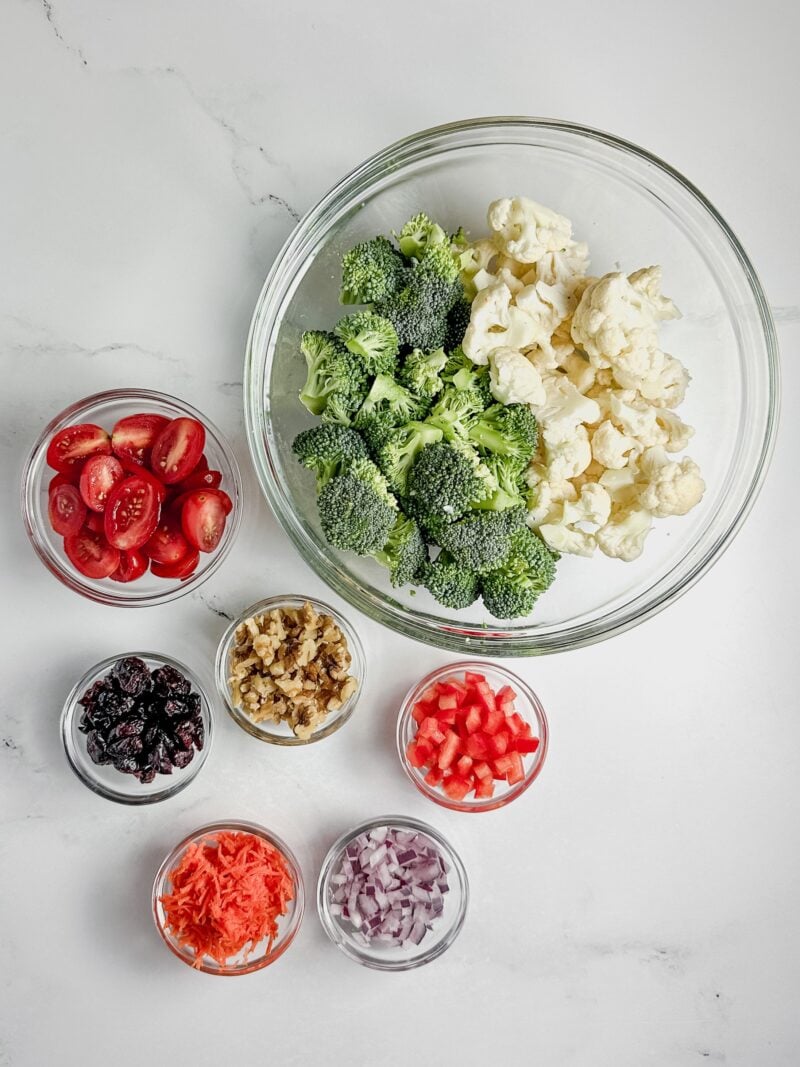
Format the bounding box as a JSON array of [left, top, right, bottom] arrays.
[[471, 453, 529, 512], [396, 213, 448, 260], [443, 348, 493, 407], [334, 312, 400, 376], [422, 551, 480, 610], [418, 242, 461, 288], [469, 403, 539, 462], [357, 407, 402, 458], [398, 347, 448, 401], [375, 421, 443, 494], [317, 460, 397, 556], [299, 330, 368, 422], [292, 424, 368, 490], [406, 441, 484, 525], [445, 298, 473, 352], [354, 373, 428, 429], [373, 512, 428, 587], [437, 505, 527, 574], [340, 236, 407, 305], [481, 527, 558, 619], [426, 383, 485, 441], [377, 250, 463, 352]]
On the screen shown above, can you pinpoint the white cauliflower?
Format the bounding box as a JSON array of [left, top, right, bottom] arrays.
[[487, 197, 573, 264], [571, 271, 661, 364], [636, 447, 705, 517], [539, 522, 597, 557], [534, 375, 601, 445], [628, 266, 681, 322], [488, 347, 546, 406], [639, 353, 690, 407], [526, 464, 577, 526], [533, 242, 590, 291], [591, 420, 640, 469], [539, 483, 611, 558], [609, 391, 664, 446], [560, 352, 596, 395], [546, 426, 593, 481], [596, 509, 653, 561], [461, 281, 510, 364], [655, 408, 694, 452]]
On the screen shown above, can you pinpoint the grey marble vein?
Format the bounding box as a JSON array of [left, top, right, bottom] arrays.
[[40, 0, 88, 67]]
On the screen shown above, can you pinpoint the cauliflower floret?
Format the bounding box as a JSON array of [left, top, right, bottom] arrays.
[[639, 353, 690, 407], [636, 446, 705, 517], [561, 352, 596, 394], [539, 522, 596, 557], [488, 347, 546, 406], [591, 420, 640, 469], [462, 281, 510, 364], [533, 242, 590, 291], [596, 509, 653, 561], [598, 466, 640, 510], [609, 343, 668, 393], [526, 464, 577, 526], [609, 391, 664, 446], [628, 266, 681, 322], [655, 408, 694, 452], [546, 426, 593, 481], [563, 482, 612, 528], [534, 375, 601, 445], [538, 484, 611, 558], [460, 239, 497, 298], [571, 272, 660, 365], [487, 197, 573, 264]]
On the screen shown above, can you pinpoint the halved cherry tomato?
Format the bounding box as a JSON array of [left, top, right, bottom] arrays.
[[79, 454, 124, 513], [150, 418, 205, 484], [132, 466, 167, 503], [109, 549, 148, 583], [48, 482, 87, 536], [46, 424, 111, 474], [143, 511, 190, 565], [49, 470, 80, 491], [104, 475, 161, 551], [111, 413, 170, 468], [180, 489, 227, 553], [151, 549, 200, 580], [174, 468, 223, 493], [64, 528, 120, 579]]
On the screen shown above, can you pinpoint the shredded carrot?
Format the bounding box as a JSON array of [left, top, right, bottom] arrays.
[[160, 831, 294, 968]]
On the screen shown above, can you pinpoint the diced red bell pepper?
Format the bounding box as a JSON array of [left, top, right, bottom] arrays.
[[437, 729, 460, 770], [464, 705, 482, 734], [424, 766, 443, 787], [464, 671, 487, 687], [505, 712, 526, 737], [496, 684, 517, 706], [438, 693, 459, 712], [456, 755, 473, 777], [512, 737, 540, 754], [505, 751, 525, 785], [474, 777, 495, 799], [487, 730, 510, 758], [481, 706, 505, 735], [464, 732, 489, 760], [473, 760, 492, 780], [434, 707, 457, 725], [442, 775, 471, 802], [406, 739, 432, 768], [492, 754, 515, 779], [412, 702, 428, 724]]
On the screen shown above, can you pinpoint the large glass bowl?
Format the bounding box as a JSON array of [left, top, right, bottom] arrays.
[[245, 117, 779, 655]]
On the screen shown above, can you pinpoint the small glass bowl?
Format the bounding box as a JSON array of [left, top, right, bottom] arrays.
[[21, 388, 242, 606], [152, 820, 305, 975], [214, 594, 365, 746], [316, 815, 469, 971], [396, 661, 548, 813], [61, 651, 213, 805]]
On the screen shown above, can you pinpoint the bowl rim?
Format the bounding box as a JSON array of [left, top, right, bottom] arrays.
[[315, 813, 469, 971], [21, 387, 243, 607], [396, 660, 548, 813], [60, 650, 213, 805], [151, 819, 305, 975], [214, 593, 366, 745], [244, 115, 781, 656]]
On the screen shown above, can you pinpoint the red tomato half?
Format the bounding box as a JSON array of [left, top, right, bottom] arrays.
[[111, 413, 170, 468], [109, 549, 148, 583], [48, 482, 87, 536], [79, 454, 124, 513], [150, 549, 200, 580], [150, 418, 206, 484], [180, 489, 227, 553], [143, 511, 190, 565], [104, 475, 161, 551], [46, 424, 111, 474], [64, 528, 120, 579], [175, 468, 223, 493]]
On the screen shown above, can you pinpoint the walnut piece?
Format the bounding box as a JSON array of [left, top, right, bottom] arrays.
[[228, 602, 358, 739]]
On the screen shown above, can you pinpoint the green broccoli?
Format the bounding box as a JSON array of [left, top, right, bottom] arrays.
[[354, 373, 428, 429], [468, 403, 539, 462], [356, 407, 402, 458], [396, 213, 448, 260], [375, 421, 443, 494], [472, 453, 529, 512], [373, 512, 428, 587], [436, 505, 527, 574], [376, 247, 464, 352], [292, 424, 368, 490], [445, 298, 473, 352], [398, 347, 448, 401], [405, 441, 485, 525], [317, 459, 397, 556], [334, 312, 400, 376], [422, 551, 480, 610], [299, 330, 368, 422], [426, 383, 485, 441], [481, 527, 558, 619], [340, 236, 407, 305], [442, 348, 493, 407]]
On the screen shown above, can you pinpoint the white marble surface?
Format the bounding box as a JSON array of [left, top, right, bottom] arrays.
[[1, 2, 799, 1064]]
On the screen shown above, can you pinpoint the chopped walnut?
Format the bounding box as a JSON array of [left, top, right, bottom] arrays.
[[228, 601, 358, 739]]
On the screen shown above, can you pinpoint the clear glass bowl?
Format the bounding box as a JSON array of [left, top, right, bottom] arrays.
[[396, 661, 548, 813], [316, 815, 469, 971], [61, 651, 213, 805], [244, 117, 780, 655], [215, 594, 365, 746], [21, 388, 242, 606], [152, 820, 304, 975]]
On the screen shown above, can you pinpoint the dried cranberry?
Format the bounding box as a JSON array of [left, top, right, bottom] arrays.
[[114, 718, 145, 737], [107, 734, 143, 758], [113, 755, 140, 774], [137, 766, 157, 784], [163, 698, 187, 718], [172, 722, 195, 751], [185, 693, 201, 717], [86, 731, 110, 765], [112, 656, 151, 696], [151, 665, 190, 697], [172, 748, 194, 770]]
